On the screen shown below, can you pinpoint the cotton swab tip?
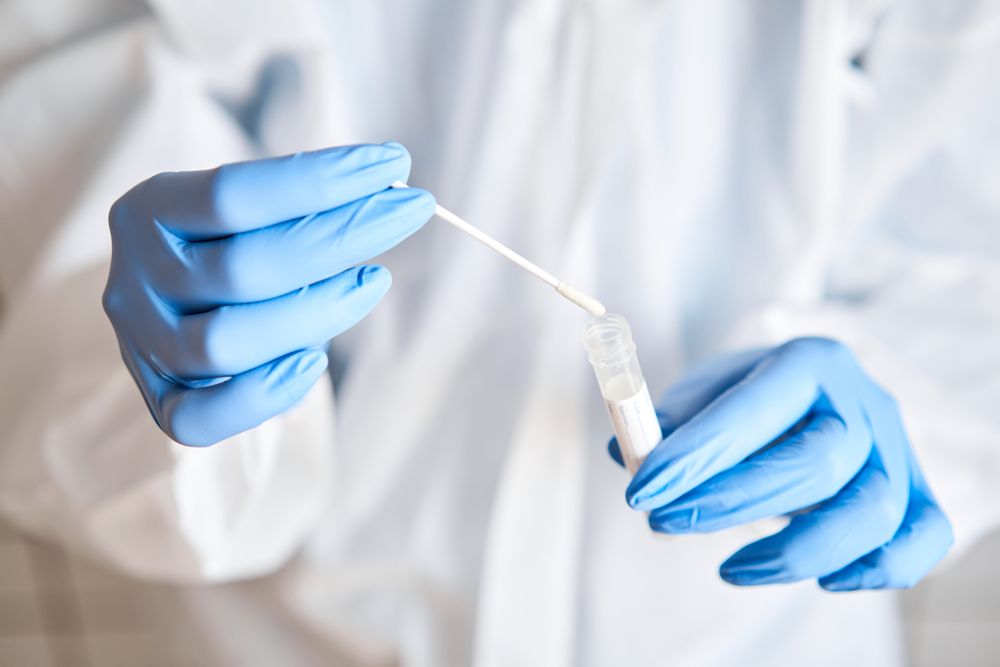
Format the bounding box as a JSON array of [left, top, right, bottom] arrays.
[[556, 282, 607, 316]]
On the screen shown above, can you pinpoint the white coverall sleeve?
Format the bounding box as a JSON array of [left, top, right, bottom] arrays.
[[729, 4, 1000, 556], [0, 4, 336, 583]]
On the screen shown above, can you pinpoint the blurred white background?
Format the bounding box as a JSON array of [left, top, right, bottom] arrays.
[[1, 518, 997, 666], [902, 530, 1000, 666]]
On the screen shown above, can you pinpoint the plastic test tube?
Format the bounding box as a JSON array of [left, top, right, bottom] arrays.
[[583, 314, 662, 474]]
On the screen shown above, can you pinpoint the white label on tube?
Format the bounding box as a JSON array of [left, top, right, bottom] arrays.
[[605, 382, 662, 474]]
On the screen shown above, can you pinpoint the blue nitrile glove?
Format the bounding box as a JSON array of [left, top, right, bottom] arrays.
[[609, 338, 953, 590], [103, 143, 435, 446]]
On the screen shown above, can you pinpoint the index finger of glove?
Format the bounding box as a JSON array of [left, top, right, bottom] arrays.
[[135, 143, 412, 239], [155, 187, 435, 308]]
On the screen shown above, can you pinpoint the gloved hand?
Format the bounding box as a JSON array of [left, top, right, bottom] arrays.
[[610, 338, 953, 590], [103, 143, 435, 446]]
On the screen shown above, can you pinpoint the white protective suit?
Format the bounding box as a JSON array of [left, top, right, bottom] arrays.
[[1, 0, 999, 664]]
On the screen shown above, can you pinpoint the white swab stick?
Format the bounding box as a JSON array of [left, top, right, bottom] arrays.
[[392, 181, 606, 316]]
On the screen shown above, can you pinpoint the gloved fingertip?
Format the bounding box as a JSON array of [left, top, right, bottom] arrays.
[[719, 567, 758, 587], [295, 348, 329, 377], [371, 187, 436, 228], [607, 437, 624, 467], [649, 506, 695, 533], [273, 348, 328, 387], [624, 485, 646, 510], [818, 561, 882, 592], [818, 568, 860, 591], [377, 142, 411, 178], [625, 476, 658, 510], [720, 545, 802, 586], [413, 187, 437, 212], [818, 577, 857, 592], [380, 141, 408, 156], [720, 547, 757, 568], [719, 560, 770, 586], [384, 186, 436, 214], [357, 264, 392, 290]]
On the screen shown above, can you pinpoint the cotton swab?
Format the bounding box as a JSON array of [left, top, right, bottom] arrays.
[[391, 181, 606, 316]]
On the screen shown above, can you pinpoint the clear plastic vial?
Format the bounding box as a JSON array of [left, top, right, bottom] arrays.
[[583, 314, 662, 474]]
